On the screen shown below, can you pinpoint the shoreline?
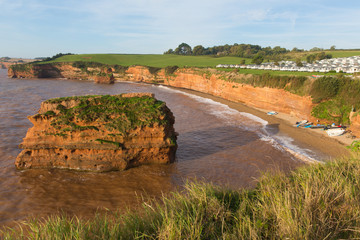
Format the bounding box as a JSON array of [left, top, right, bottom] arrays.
[[171, 86, 352, 160]]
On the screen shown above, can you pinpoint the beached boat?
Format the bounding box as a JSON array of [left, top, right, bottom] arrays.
[[326, 128, 345, 137], [294, 120, 308, 127], [309, 124, 326, 129], [267, 111, 278, 115]]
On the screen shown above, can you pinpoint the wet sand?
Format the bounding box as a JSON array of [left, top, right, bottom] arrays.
[[177, 88, 352, 160]]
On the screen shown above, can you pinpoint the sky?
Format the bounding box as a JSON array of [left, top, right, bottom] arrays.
[[1, 0, 360, 58]]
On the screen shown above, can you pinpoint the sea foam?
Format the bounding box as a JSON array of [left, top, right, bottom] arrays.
[[156, 85, 320, 163]]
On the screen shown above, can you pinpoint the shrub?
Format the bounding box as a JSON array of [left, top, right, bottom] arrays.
[[310, 77, 343, 103], [147, 66, 161, 75], [165, 65, 179, 75], [311, 99, 351, 124]]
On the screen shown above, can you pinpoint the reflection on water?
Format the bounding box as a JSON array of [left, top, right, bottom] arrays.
[[0, 69, 314, 226]]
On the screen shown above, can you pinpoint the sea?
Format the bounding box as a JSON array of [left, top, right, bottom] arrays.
[[0, 69, 325, 227]]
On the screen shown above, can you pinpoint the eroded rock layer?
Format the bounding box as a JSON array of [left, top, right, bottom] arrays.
[[16, 93, 177, 171], [9, 63, 360, 136]]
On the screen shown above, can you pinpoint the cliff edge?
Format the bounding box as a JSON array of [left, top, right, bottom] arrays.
[[16, 93, 177, 171]]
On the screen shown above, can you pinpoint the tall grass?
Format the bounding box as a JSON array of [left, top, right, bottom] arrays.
[[3, 156, 360, 239]]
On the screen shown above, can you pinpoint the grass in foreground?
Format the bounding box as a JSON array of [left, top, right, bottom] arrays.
[[3, 156, 360, 239]]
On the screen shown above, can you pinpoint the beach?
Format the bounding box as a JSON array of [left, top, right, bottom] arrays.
[[178, 88, 353, 159]]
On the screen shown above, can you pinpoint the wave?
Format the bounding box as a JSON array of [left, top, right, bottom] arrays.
[[156, 85, 319, 163]]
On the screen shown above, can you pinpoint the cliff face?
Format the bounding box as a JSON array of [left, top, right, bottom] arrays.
[[16, 93, 177, 171], [0, 62, 14, 69], [8, 63, 114, 84], [10, 63, 360, 136], [350, 113, 360, 137], [124, 66, 314, 120]]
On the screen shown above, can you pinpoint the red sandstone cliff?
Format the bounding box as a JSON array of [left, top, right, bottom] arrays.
[[8, 63, 114, 83], [0, 62, 14, 69], [16, 93, 177, 171], [124, 66, 314, 120], [8, 63, 360, 136]]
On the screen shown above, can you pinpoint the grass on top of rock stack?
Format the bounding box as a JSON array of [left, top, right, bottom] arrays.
[[3, 156, 360, 239], [37, 94, 170, 136]]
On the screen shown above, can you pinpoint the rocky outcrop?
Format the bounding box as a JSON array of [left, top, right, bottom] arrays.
[[0, 62, 14, 69], [16, 93, 177, 171], [8, 63, 114, 83]]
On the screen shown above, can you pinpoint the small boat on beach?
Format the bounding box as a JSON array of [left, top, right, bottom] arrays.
[[326, 128, 346, 137], [295, 120, 309, 127], [309, 124, 326, 129], [267, 111, 278, 115]]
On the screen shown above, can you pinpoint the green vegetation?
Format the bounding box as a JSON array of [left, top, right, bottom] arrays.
[[41, 95, 170, 135], [95, 139, 123, 148], [347, 140, 360, 152], [217, 67, 347, 77], [3, 156, 360, 239], [311, 100, 352, 124], [9, 63, 34, 72], [327, 50, 360, 58], [164, 65, 179, 75], [231, 73, 309, 95], [41, 53, 74, 62], [43, 54, 251, 68], [306, 52, 332, 63], [165, 43, 289, 59], [310, 76, 360, 124], [310, 76, 343, 103], [164, 42, 360, 62]]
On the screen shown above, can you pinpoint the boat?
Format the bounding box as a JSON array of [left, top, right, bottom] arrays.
[[267, 111, 278, 115], [309, 124, 326, 129], [326, 128, 345, 137], [295, 120, 307, 127]]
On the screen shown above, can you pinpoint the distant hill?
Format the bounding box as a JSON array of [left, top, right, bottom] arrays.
[[0, 57, 37, 69]]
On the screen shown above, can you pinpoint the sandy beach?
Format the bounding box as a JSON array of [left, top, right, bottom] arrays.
[[177, 88, 354, 160]]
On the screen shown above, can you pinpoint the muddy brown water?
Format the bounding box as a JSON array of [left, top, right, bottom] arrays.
[[0, 69, 328, 227]]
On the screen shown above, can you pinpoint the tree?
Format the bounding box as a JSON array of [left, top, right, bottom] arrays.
[[330, 45, 336, 51], [192, 45, 205, 56], [310, 47, 324, 51], [295, 58, 303, 67], [174, 43, 192, 55], [164, 49, 174, 54], [252, 54, 264, 65]]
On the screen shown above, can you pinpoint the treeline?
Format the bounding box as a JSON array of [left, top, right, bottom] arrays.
[[42, 53, 74, 62], [164, 43, 335, 63], [164, 43, 289, 59]]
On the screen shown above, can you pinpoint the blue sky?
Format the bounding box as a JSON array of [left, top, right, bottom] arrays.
[[1, 0, 360, 58]]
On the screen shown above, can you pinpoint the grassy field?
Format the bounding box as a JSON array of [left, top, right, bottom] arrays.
[[3, 155, 360, 239], [47, 50, 360, 69], [326, 50, 360, 58], [283, 50, 360, 61], [49, 54, 251, 68]]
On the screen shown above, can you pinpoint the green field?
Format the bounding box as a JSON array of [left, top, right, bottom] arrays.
[[48, 50, 360, 69], [49, 54, 251, 68], [326, 50, 360, 58]]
